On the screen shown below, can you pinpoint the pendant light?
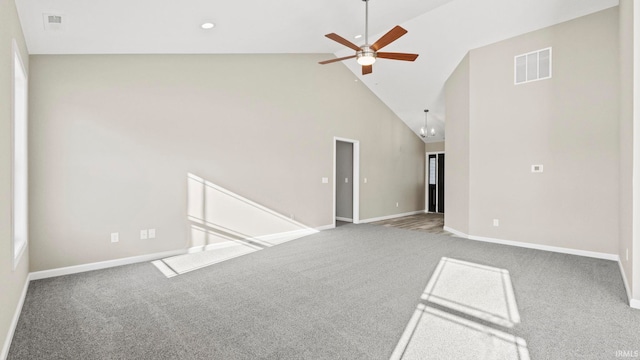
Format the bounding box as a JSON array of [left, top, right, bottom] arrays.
[[420, 109, 435, 138]]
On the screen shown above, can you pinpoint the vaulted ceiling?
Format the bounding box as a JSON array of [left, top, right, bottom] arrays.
[[16, 0, 618, 142]]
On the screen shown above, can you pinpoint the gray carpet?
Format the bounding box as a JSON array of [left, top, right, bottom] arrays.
[[8, 223, 640, 359]]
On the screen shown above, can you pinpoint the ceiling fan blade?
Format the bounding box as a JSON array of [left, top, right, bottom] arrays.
[[362, 65, 372, 75], [371, 26, 408, 51], [325, 33, 362, 52], [318, 55, 357, 65], [376, 52, 419, 61]]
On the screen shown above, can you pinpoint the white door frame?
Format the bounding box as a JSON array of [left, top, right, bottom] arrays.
[[334, 137, 360, 226], [425, 151, 444, 213]]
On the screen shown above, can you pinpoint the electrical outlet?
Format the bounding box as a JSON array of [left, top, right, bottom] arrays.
[[396, 202, 399, 207], [148, 229, 156, 239], [322, 177, 328, 184], [140, 230, 148, 240], [493, 219, 499, 227], [531, 164, 544, 173], [111, 232, 119, 243], [364, 178, 367, 183], [345, 178, 349, 183]]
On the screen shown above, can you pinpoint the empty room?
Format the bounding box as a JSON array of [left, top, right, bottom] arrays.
[[2, 0, 640, 359]]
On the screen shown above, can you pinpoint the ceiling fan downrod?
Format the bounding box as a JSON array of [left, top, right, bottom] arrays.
[[364, 0, 369, 46], [357, 0, 376, 66]]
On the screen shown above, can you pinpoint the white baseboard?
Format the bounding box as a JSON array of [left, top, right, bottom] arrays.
[[316, 224, 336, 231], [619, 260, 632, 304], [617, 260, 640, 309], [443, 226, 619, 261], [188, 228, 322, 253], [442, 226, 468, 238], [253, 228, 318, 242], [188, 241, 242, 253], [336, 217, 353, 222], [360, 210, 425, 224], [1, 273, 30, 360], [29, 249, 187, 281]]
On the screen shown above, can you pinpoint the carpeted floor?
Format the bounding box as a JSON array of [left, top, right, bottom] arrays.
[[8, 223, 640, 359]]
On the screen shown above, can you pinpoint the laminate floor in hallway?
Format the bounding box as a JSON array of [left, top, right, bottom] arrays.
[[372, 213, 448, 235]]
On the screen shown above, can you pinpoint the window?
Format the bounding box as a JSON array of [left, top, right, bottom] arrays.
[[515, 47, 552, 84], [429, 158, 436, 185], [12, 40, 28, 268]]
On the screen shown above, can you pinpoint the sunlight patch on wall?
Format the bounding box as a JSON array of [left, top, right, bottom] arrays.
[[187, 173, 309, 243], [152, 173, 318, 277]]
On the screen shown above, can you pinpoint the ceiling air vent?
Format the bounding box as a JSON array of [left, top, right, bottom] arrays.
[[42, 13, 65, 31], [48, 15, 62, 24]]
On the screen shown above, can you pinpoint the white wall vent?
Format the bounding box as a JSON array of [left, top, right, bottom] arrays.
[[514, 47, 552, 84], [43, 13, 65, 31], [48, 15, 62, 24]]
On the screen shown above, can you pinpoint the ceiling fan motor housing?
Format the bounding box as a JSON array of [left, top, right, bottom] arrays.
[[357, 46, 377, 65]]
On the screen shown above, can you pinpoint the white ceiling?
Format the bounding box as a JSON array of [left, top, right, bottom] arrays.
[[16, 0, 618, 142]]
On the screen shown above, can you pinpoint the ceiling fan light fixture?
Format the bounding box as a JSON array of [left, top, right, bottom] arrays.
[[357, 55, 376, 66], [357, 48, 376, 66]]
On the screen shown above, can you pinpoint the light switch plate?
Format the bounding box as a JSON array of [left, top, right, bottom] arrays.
[[140, 230, 148, 240], [111, 232, 119, 243], [322, 177, 328, 184], [148, 229, 156, 239]]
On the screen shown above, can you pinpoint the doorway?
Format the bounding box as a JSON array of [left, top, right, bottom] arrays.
[[426, 152, 445, 213], [334, 137, 360, 226]]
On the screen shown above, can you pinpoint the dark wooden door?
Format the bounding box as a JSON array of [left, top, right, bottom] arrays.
[[428, 154, 437, 212]]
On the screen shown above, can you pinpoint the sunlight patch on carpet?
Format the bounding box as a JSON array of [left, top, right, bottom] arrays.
[[391, 304, 529, 360], [391, 257, 529, 360], [421, 257, 520, 328]]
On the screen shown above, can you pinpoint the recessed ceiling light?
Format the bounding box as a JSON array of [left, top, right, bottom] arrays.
[[354, 34, 362, 39], [201, 22, 215, 29]]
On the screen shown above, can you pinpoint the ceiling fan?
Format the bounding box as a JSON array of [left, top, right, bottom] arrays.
[[319, 0, 419, 75]]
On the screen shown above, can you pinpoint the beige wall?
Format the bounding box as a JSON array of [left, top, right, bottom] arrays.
[[619, 0, 635, 299], [631, 0, 640, 303], [444, 55, 470, 234], [425, 141, 445, 153], [28, 54, 425, 271], [0, 0, 30, 356], [446, 8, 620, 254]]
